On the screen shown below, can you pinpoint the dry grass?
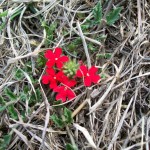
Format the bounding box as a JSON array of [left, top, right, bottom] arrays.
[[0, 0, 150, 150]]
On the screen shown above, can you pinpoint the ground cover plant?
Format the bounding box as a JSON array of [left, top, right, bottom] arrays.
[[0, 0, 150, 150]]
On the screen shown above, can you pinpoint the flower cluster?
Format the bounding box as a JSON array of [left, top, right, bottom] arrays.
[[42, 47, 100, 102]]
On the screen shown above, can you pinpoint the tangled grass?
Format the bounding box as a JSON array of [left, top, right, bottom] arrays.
[[0, 0, 150, 149]]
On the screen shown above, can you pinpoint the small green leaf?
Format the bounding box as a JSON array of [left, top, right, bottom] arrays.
[[3, 134, 12, 145], [106, 7, 122, 25], [14, 69, 24, 80], [0, 10, 8, 18], [51, 114, 65, 128], [81, 24, 90, 31], [7, 105, 18, 120], [53, 100, 65, 108], [23, 86, 30, 94], [96, 53, 112, 59], [0, 106, 6, 112], [37, 52, 47, 67], [105, 53, 112, 59], [0, 22, 6, 31], [35, 88, 42, 101], [88, 43, 96, 51], [4, 88, 17, 101], [10, 8, 22, 20], [66, 143, 78, 150], [42, 22, 57, 45], [20, 92, 27, 101], [0, 134, 12, 149], [93, 1, 102, 23], [64, 108, 73, 124], [101, 74, 106, 79], [0, 96, 5, 105]]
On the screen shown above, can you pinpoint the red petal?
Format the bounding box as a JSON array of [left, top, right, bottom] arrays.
[[42, 75, 50, 84], [91, 74, 100, 84], [56, 71, 65, 82], [60, 75, 76, 87], [44, 50, 54, 59], [76, 69, 82, 78], [89, 66, 98, 75], [59, 56, 69, 62], [54, 47, 62, 58], [66, 80, 76, 87], [49, 81, 57, 89], [67, 89, 76, 100], [80, 65, 88, 76], [56, 92, 66, 102], [46, 59, 55, 68], [84, 76, 92, 87], [46, 68, 55, 75], [56, 61, 63, 69], [53, 86, 64, 92]]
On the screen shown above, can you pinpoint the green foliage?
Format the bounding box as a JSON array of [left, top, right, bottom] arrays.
[[20, 92, 27, 102], [0, 106, 7, 113], [53, 100, 65, 108], [0, 88, 18, 118], [97, 34, 107, 42], [51, 114, 65, 128], [105, 53, 112, 59], [106, 7, 122, 25], [64, 107, 73, 124], [50, 107, 73, 128], [0, 10, 8, 18], [88, 43, 96, 51], [67, 38, 82, 55], [42, 21, 57, 46], [0, 8, 22, 31], [81, 1, 102, 28], [37, 52, 47, 67], [63, 60, 79, 78], [23, 86, 30, 94], [10, 9, 22, 20], [0, 10, 8, 31], [66, 143, 78, 150], [101, 74, 106, 79], [0, 22, 6, 31], [0, 96, 5, 105], [93, 1, 102, 24], [14, 69, 24, 80], [4, 88, 17, 101], [25, 88, 42, 105], [0, 133, 12, 150], [81, 24, 90, 31], [96, 53, 112, 59], [7, 105, 18, 120], [24, 61, 32, 73]]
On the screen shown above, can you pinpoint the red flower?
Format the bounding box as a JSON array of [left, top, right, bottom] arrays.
[[54, 86, 76, 102], [41, 75, 50, 84], [53, 75, 76, 102], [45, 47, 69, 68], [42, 68, 64, 89], [61, 75, 77, 87], [76, 65, 100, 87]]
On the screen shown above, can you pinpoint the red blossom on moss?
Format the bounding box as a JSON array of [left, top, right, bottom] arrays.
[[76, 65, 100, 87], [45, 47, 69, 68]]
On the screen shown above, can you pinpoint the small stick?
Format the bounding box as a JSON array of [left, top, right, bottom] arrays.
[[72, 99, 88, 118], [77, 21, 91, 68], [72, 21, 92, 118]]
